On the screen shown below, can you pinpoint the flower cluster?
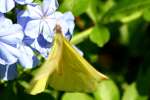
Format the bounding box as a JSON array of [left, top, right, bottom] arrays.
[[0, 0, 75, 80]]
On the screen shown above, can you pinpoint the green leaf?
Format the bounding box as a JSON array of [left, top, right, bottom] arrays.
[[119, 24, 129, 45], [59, 0, 90, 16], [86, 0, 115, 23], [122, 83, 148, 100], [62, 93, 93, 100], [93, 80, 120, 100], [71, 26, 110, 46], [120, 11, 142, 23], [89, 26, 110, 47], [143, 9, 150, 21], [102, 0, 150, 23], [137, 66, 150, 95], [71, 27, 93, 45], [86, 0, 99, 23]]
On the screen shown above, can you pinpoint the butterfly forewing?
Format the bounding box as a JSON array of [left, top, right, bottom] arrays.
[[48, 34, 107, 92]]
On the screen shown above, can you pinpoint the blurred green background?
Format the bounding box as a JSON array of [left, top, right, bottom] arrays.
[[0, 0, 150, 99]]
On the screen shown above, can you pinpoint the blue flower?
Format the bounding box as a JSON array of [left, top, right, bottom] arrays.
[[0, 64, 17, 80], [18, 0, 75, 58], [0, 0, 33, 13], [18, 0, 59, 42], [0, 13, 37, 80], [54, 11, 75, 40]]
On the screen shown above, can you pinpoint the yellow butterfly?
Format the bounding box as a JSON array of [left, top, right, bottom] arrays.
[[27, 27, 108, 95]]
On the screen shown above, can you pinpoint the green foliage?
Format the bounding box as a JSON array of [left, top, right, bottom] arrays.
[[94, 80, 120, 100], [102, 0, 150, 23], [71, 28, 93, 45], [122, 83, 148, 100], [71, 26, 110, 47], [143, 9, 150, 21], [89, 26, 110, 47], [62, 93, 93, 100], [86, 0, 114, 23], [59, 0, 90, 16]]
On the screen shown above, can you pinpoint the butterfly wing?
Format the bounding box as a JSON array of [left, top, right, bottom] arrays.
[[48, 34, 108, 92], [27, 33, 108, 95], [27, 34, 63, 95]]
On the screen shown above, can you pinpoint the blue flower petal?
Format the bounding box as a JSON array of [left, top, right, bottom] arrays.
[[0, 64, 5, 79], [63, 12, 75, 35], [31, 39, 50, 58], [0, 12, 3, 17], [0, 15, 12, 30], [24, 19, 41, 38], [37, 34, 52, 48], [0, 0, 15, 13], [17, 10, 32, 29], [40, 19, 56, 42], [42, 0, 59, 15], [0, 57, 5, 65], [55, 11, 75, 39], [0, 16, 25, 65], [0, 64, 17, 80], [65, 30, 72, 40], [0, 24, 24, 47], [17, 44, 38, 68], [23, 35, 35, 45], [15, 0, 33, 5], [32, 56, 39, 67], [26, 4, 42, 19], [0, 42, 19, 65]]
